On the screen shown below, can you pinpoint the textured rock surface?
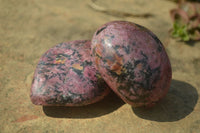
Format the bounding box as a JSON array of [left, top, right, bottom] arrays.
[[31, 40, 110, 106], [1, 0, 200, 133], [91, 21, 172, 107]]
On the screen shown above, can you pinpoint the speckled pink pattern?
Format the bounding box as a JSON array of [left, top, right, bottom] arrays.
[[91, 21, 172, 107], [31, 40, 110, 106]]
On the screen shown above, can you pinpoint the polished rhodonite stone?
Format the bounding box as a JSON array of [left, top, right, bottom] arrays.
[[31, 40, 110, 106], [91, 21, 172, 107]]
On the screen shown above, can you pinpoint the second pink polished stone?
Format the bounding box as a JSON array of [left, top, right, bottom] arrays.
[[91, 21, 172, 107], [31, 40, 110, 106]]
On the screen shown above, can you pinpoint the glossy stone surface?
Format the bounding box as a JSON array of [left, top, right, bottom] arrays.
[[31, 40, 110, 106], [91, 21, 172, 107]]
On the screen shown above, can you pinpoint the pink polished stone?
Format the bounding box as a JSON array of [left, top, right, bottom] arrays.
[[31, 40, 110, 106], [91, 21, 172, 107]]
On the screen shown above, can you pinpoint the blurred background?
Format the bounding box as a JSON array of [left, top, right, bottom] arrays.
[[0, 0, 200, 133]]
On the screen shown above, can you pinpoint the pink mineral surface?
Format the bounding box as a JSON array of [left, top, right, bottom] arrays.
[[31, 40, 110, 106], [91, 21, 172, 107]]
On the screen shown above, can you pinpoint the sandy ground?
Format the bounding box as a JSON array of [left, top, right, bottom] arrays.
[[0, 0, 200, 133]]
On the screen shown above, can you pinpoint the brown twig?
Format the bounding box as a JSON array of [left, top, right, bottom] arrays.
[[88, 0, 153, 18]]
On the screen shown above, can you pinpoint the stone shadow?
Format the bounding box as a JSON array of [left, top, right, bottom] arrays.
[[43, 91, 124, 118], [132, 79, 198, 122]]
